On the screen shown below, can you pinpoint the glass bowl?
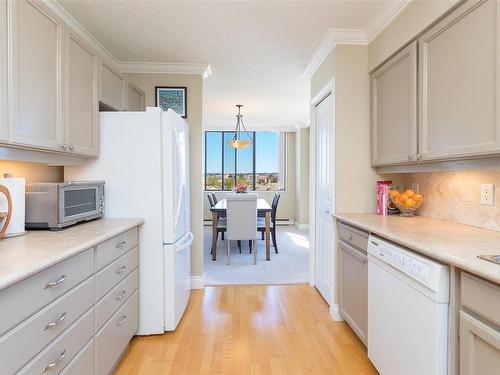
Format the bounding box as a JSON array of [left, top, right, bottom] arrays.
[[389, 193, 424, 217]]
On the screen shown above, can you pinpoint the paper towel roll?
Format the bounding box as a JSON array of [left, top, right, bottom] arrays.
[[0, 177, 26, 237]]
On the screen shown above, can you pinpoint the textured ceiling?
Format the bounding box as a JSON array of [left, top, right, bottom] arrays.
[[58, 0, 390, 129]]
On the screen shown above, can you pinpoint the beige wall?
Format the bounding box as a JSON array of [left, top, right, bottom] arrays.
[[0, 161, 63, 182], [295, 127, 309, 226], [404, 170, 500, 232], [311, 48, 336, 97], [203, 132, 297, 222], [126, 73, 204, 278], [368, 0, 458, 71]]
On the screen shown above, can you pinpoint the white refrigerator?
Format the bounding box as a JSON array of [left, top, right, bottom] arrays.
[[65, 107, 192, 335]]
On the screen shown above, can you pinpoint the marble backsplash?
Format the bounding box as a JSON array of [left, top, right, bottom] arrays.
[[404, 170, 500, 232]]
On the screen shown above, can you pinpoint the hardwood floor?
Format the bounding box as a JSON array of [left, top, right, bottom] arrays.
[[114, 285, 377, 375]]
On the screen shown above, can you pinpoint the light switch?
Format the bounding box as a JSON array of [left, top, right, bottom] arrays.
[[481, 184, 495, 205]]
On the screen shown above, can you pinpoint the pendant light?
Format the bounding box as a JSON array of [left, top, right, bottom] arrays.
[[227, 104, 253, 149]]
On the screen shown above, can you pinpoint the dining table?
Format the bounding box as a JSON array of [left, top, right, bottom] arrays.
[[210, 198, 272, 261]]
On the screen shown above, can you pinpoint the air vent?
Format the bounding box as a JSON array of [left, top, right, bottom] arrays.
[[26, 185, 48, 193]]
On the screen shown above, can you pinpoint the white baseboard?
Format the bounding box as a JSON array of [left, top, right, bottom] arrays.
[[190, 274, 205, 289], [295, 222, 309, 230], [330, 304, 344, 321]]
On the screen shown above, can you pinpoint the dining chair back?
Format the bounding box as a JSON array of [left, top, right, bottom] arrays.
[[271, 193, 281, 225], [226, 193, 258, 265], [211, 193, 218, 205], [207, 193, 215, 208]]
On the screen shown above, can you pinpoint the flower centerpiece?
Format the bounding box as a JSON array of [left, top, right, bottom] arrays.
[[234, 183, 249, 193]]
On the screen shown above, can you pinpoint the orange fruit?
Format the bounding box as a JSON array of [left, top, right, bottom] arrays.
[[404, 189, 415, 198], [405, 198, 416, 208], [390, 190, 400, 199], [413, 194, 423, 203], [398, 193, 408, 203]]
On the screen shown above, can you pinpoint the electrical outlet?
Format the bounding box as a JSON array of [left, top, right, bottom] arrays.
[[481, 184, 495, 205]]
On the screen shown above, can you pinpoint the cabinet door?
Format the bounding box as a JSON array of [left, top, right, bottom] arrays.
[[126, 83, 144, 111], [10, 0, 63, 150], [418, 0, 500, 161], [371, 41, 417, 166], [0, 0, 8, 142], [460, 311, 500, 375], [339, 241, 367, 345], [99, 61, 125, 111], [65, 29, 98, 157]]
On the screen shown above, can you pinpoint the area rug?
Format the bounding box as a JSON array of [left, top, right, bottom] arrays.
[[203, 226, 309, 285]]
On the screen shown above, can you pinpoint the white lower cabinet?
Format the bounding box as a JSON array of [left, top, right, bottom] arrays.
[[0, 226, 140, 375], [0, 277, 94, 374], [18, 307, 94, 374], [60, 339, 94, 375], [0, 0, 8, 142], [95, 291, 139, 375]]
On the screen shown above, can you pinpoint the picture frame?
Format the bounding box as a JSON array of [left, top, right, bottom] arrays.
[[155, 86, 187, 118]]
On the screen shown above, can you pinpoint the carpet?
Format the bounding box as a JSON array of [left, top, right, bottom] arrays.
[[203, 225, 309, 285]]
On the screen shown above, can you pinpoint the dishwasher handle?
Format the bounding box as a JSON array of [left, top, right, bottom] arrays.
[[340, 241, 367, 263]]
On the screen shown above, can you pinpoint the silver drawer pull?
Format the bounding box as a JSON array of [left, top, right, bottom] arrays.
[[43, 312, 67, 330], [42, 349, 66, 372], [116, 290, 127, 301], [43, 275, 66, 289], [117, 315, 127, 326], [116, 265, 127, 274], [116, 240, 127, 248]]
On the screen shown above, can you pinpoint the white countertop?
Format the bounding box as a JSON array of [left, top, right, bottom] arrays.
[[0, 218, 144, 291], [333, 213, 500, 285]]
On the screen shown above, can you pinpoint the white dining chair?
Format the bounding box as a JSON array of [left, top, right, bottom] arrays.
[[226, 193, 258, 265]]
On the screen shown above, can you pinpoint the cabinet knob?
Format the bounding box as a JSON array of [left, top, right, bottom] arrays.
[[68, 145, 74, 151], [61, 144, 68, 151], [417, 154, 422, 161], [407, 154, 413, 160]]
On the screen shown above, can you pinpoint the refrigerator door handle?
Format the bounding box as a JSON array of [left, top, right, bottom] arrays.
[[175, 232, 194, 253], [174, 130, 186, 230]]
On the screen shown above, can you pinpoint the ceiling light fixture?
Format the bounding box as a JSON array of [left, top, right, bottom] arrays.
[[227, 104, 253, 149]]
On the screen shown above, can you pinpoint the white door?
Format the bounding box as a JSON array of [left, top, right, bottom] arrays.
[[314, 94, 334, 304], [162, 109, 190, 244]]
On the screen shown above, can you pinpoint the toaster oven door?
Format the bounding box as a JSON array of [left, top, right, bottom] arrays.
[[59, 184, 103, 224]]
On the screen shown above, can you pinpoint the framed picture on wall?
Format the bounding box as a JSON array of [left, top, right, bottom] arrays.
[[155, 86, 187, 118]]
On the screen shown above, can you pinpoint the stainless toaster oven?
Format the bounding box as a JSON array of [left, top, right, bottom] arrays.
[[25, 181, 104, 230]]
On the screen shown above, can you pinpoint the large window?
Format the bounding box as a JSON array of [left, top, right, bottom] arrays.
[[205, 131, 286, 191]]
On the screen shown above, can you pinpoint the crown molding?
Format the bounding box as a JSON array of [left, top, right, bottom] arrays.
[[303, 29, 366, 79], [365, 0, 411, 43], [42, 0, 119, 67], [303, 1, 412, 78], [117, 61, 211, 76]]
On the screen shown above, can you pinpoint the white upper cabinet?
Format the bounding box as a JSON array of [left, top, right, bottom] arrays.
[[0, 1, 7, 142], [99, 62, 125, 111], [418, 0, 500, 161], [371, 41, 417, 166], [65, 29, 98, 157], [10, 0, 63, 151], [126, 83, 145, 111]]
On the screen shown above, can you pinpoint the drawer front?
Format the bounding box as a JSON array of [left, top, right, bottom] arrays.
[[95, 247, 138, 301], [0, 277, 94, 374], [0, 248, 94, 335], [96, 228, 137, 271], [339, 223, 368, 251], [461, 272, 500, 327], [18, 307, 94, 375], [60, 339, 94, 375], [95, 291, 138, 375], [95, 269, 138, 331]]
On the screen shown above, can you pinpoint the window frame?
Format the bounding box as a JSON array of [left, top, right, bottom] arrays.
[[204, 130, 286, 192]]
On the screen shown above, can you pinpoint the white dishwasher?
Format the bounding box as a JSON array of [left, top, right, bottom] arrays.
[[367, 235, 450, 375]]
